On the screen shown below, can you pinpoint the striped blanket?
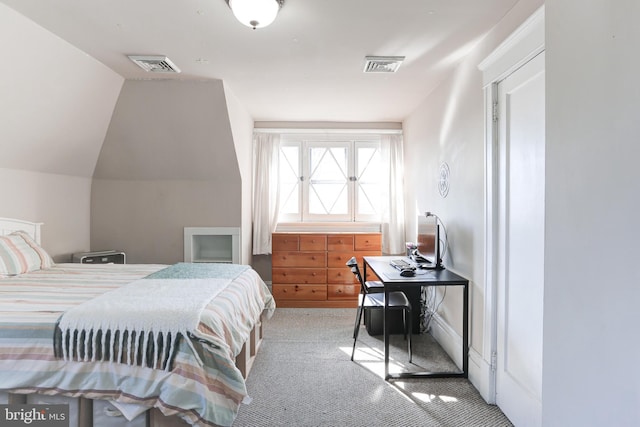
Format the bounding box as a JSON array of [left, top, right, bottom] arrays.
[[55, 263, 250, 371], [0, 263, 276, 427]]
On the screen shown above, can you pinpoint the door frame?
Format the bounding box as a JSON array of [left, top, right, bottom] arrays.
[[478, 5, 545, 403]]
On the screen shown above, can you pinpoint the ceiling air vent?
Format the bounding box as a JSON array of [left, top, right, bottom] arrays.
[[363, 56, 405, 73], [127, 55, 181, 73]]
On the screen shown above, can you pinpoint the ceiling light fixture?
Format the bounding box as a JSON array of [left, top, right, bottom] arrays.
[[225, 0, 284, 30]]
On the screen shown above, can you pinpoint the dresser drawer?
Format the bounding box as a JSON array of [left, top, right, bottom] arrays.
[[328, 284, 360, 300], [355, 234, 381, 251], [300, 234, 327, 251], [272, 252, 326, 268], [273, 268, 326, 284], [273, 284, 327, 300], [272, 234, 299, 251], [327, 251, 381, 268], [326, 251, 355, 268], [327, 235, 354, 251], [327, 267, 358, 284]]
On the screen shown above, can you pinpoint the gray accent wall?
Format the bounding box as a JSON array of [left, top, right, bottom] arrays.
[[91, 79, 242, 264]]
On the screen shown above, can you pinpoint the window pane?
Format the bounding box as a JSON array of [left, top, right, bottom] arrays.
[[308, 145, 348, 216], [357, 183, 381, 215], [358, 147, 380, 183], [310, 147, 347, 180], [356, 145, 383, 219], [309, 183, 348, 215]]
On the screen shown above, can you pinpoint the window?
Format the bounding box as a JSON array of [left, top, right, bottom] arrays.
[[278, 135, 385, 222]]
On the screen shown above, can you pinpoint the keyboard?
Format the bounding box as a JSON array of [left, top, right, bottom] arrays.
[[390, 259, 414, 271]]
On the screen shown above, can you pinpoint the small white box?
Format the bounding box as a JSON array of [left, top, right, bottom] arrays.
[[93, 400, 146, 427]]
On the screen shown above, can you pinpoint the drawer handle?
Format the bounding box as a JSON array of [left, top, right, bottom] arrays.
[[311, 256, 316, 260], [311, 272, 316, 276]]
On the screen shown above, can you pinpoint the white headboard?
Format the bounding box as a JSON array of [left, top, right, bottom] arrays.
[[0, 218, 43, 244]]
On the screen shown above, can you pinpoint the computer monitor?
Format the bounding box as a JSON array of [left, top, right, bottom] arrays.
[[412, 214, 441, 269]]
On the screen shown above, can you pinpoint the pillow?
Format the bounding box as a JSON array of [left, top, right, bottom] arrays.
[[11, 230, 54, 269], [0, 231, 53, 275]]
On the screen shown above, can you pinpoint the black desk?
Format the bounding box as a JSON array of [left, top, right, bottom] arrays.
[[363, 256, 469, 381]]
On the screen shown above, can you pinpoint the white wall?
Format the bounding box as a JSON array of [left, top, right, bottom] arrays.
[[403, 0, 543, 398], [0, 168, 91, 262], [224, 83, 255, 265], [543, 1, 640, 425], [0, 4, 122, 260]]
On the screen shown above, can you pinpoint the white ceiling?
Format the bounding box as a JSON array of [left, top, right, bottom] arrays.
[[2, 0, 519, 122]]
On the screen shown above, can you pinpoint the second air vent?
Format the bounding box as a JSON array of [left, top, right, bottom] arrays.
[[128, 55, 181, 73], [363, 56, 405, 73]]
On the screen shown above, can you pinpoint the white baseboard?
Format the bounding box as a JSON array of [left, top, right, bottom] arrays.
[[430, 314, 495, 404], [429, 313, 463, 369], [468, 347, 495, 404]]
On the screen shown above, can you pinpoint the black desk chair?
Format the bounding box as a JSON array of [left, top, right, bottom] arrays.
[[346, 257, 412, 362]]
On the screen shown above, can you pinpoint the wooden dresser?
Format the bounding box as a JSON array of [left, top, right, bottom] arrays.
[[272, 232, 382, 308]]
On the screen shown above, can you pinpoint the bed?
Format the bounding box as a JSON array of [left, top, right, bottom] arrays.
[[0, 218, 275, 427]]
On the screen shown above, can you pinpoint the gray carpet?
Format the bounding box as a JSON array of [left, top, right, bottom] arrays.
[[233, 308, 513, 427]]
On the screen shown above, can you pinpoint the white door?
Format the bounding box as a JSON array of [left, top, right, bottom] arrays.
[[496, 51, 545, 427]]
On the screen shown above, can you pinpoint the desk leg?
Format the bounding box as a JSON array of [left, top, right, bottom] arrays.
[[463, 281, 469, 377], [384, 286, 390, 380]]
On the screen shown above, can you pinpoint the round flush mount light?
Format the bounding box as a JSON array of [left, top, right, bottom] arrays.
[[225, 0, 284, 29]]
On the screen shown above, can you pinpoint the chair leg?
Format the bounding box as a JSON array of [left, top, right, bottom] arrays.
[[407, 307, 412, 363], [351, 305, 365, 361], [402, 309, 408, 341], [353, 304, 363, 339]]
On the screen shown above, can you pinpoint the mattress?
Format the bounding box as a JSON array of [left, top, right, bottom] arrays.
[[0, 263, 275, 427]]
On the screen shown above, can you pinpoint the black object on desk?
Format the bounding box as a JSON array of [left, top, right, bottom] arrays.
[[72, 250, 126, 264], [363, 256, 469, 381]]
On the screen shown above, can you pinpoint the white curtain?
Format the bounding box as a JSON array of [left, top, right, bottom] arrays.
[[381, 134, 406, 255], [252, 133, 280, 255]]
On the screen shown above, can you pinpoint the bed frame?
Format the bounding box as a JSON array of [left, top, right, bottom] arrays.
[[0, 217, 264, 427]]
